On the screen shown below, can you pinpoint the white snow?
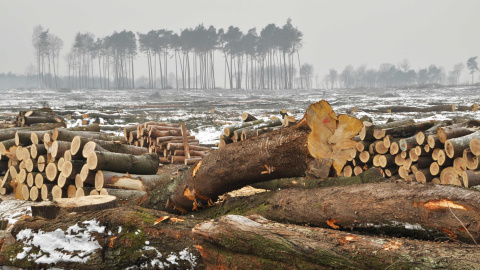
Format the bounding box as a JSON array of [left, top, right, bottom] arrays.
[[14, 219, 105, 264], [0, 196, 34, 231]]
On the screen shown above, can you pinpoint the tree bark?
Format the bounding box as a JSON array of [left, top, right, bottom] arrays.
[[87, 151, 158, 175], [193, 214, 480, 270], [198, 181, 480, 244]]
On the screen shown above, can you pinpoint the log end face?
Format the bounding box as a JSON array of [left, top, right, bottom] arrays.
[[71, 136, 82, 155], [95, 170, 104, 191], [87, 151, 98, 170], [470, 138, 480, 156], [444, 140, 455, 159]]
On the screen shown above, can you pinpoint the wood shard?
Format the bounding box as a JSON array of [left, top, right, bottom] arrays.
[[192, 161, 202, 177], [327, 218, 340, 229], [422, 199, 467, 210], [154, 216, 170, 225]]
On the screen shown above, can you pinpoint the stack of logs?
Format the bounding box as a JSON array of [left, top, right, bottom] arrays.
[[14, 108, 65, 127], [340, 118, 480, 188], [0, 123, 169, 201], [219, 110, 296, 147], [123, 122, 209, 165]]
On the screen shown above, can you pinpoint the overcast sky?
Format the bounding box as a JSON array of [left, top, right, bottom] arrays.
[[0, 0, 479, 83]]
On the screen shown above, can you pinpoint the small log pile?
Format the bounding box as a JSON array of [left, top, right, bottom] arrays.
[[14, 107, 65, 127], [218, 110, 296, 148], [339, 117, 480, 188], [0, 122, 165, 201], [123, 121, 209, 165]]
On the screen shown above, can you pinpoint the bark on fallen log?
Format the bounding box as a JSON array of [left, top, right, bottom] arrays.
[[198, 181, 480, 244], [193, 214, 480, 270]]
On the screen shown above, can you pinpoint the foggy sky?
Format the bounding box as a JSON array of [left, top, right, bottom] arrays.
[[1, 0, 479, 83]]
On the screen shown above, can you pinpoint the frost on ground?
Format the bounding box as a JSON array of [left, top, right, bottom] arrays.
[[13, 219, 105, 264]]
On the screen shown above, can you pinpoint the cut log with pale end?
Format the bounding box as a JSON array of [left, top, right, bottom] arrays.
[[45, 162, 58, 181], [51, 141, 71, 159], [359, 151, 372, 164], [32, 195, 117, 219], [15, 131, 32, 146], [0, 139, 16, 155], [430, 162, 440, 176], [463, 148, 479, 170], [462, 170, 480, 188], [30, 144, 47, 159], [375, 120, 435, 140], [453, 157, 467, 176], [73, 136, 148, 157], [427, 134, 441, 149], [87, 151, 159, 175], [61, 160, 84, 179], [437, 120, 480, 143], [37, 155, 47, 172], [81, 141, 109, 158], [445, 130, 480, 158], [34, 173, 45, 188], [52, 185, 65, 200], [440, 167, 462, 186], [241, 112, 257, 122], [53, 128, 123, 142], [471, 138, 480, 156]]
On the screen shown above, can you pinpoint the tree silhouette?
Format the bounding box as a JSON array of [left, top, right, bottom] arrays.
[[467, 57, 478, 84]]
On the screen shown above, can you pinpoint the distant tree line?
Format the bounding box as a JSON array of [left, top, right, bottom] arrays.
[[15, 19, 305, 90], [323, 57, 479, 89]]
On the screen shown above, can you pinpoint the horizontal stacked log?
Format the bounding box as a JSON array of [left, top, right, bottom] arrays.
[[341, 118, 480, 188], [122, 121, 208, 165], [0, 121, 166, 201], [14, 107, 66, 127], [219, 111, 285, 148]]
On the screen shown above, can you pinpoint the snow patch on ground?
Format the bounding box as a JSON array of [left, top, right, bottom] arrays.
[[0, 196, 33, 231], [13, 219, 105, 264], [125, 247, 197, 270]]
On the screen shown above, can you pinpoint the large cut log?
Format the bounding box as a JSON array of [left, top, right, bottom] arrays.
[[53, 128, 124, 142], [445, 130, 480, 158], [71, 136, 148, 156], [147, 100, 362, 213], [379, 120, 436, 139], [360, 119, 414, 141], [0, 139, 16, 155], [198, 182, 480, 244], [241, 112, 257, 122], [437, 119, 480, 143], [95, 170, 172, 191], [31, 195, 118, 219], [87, 151, 159, 174], [193, 214, 480, 270]]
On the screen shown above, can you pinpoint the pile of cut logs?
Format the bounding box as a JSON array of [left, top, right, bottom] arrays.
[[0, 121, 171, 201], [219, 110, 297, 147], [341, 118, 480, 187], [123, 122, 209, 165], [14, 107, 65, 127]]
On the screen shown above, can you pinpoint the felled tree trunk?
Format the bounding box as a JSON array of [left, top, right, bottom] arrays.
[[193, 214, 480, 270], [146, 100, 362, 213], [199, 181, 480, 244], [5, 206, 203, 269]]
